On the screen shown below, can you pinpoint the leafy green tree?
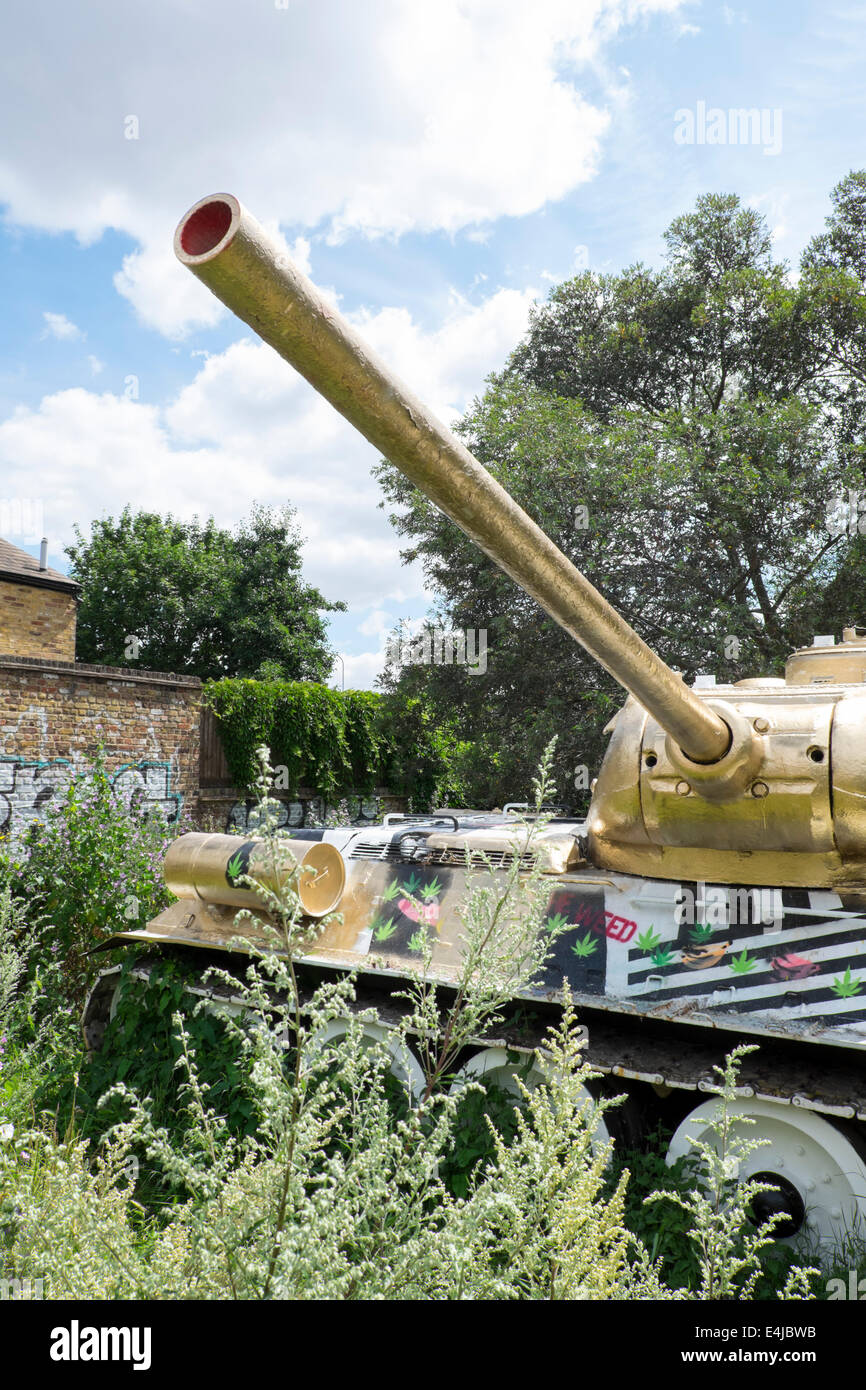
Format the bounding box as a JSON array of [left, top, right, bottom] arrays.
[[376, 178, 866, 809], [66, 504, 345, 681]]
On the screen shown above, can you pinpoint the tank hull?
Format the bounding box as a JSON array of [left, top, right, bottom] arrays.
[[93, 822, 866, 1087]]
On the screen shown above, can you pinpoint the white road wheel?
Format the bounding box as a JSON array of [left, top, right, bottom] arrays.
[[666, 1098, 866, 1251], [304, 1019, 426, 1103], [449, 1046, 610, 1152]]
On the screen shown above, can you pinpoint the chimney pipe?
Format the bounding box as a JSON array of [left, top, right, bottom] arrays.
[[39, 538, 48, 571]]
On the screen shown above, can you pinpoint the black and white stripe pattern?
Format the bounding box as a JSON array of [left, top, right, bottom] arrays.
[[623, 886, 866, 1026]]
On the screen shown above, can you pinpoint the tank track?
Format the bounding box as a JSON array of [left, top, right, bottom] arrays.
[[83, 949, 866, 1127]]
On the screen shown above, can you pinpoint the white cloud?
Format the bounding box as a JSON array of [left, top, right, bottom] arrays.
[[1, 0, 682, 336], [41, 312, 83, 341], [87, 355, 104, 375], [341, 646, 391, 692], [747, 190, 790, 252], [113, 245, 224, 339], [358, 609, 391, 639], [0, 282, 536, 682]]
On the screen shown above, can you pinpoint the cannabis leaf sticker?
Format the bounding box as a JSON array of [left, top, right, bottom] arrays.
[[729, 950, 759, 975], [689, 923, 714, 943], [420, 878, 443, 902], [636, 927, 662, 953], [832, 967, 863, 998], [382, 880, 402, 903], [544, 912, 570, 935], [570, 932, 597, 958], [650, 947, 676, 968], [226, 851, 245, 883], [372, 917, 398, 943], [408, 928, 428, 954]]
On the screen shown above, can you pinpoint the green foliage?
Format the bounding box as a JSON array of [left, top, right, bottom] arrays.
[[66, 503, 344, 681], [205, 678, 382, 797], [610, 1128, 813, 1300], [79, 958, 259, 1203], [4, 748, 180, 1020], [609, 1134, 703, 1291], [204, 678, 469, 807], [438, 1073, 527, 1199]]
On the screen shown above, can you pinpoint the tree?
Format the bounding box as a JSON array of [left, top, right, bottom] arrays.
[[375, 178, 866, 810], [66, 504, 345, 681]]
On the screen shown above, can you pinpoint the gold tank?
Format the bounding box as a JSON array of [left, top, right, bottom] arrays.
[[82, 199, 866, 1249]]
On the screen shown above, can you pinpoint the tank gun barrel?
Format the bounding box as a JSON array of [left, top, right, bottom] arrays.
[[174, 194, 730, 764]]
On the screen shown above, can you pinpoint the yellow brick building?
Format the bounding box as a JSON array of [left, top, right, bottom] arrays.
[[0, 538, 79, 660]]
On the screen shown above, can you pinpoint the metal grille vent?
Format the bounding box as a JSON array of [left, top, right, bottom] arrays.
[[424, 847, 536, 870], [348, 841, 405, 862]]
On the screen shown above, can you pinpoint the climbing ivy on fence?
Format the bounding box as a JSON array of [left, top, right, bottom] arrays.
[[203, 680, 471, 809]]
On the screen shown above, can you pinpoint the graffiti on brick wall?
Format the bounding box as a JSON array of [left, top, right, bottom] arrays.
[[226, 794, 383, 834], [111, 762, 182, 822], [0, 759, 72, 839], [0, 756, 182, 842], [227, 799, 293, 834]]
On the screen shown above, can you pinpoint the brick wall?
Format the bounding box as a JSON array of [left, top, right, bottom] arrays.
[[0, 581, 77, 661], [0, 656, 200, 842]]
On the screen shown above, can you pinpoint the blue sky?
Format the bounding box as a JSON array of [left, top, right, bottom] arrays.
[[1, 0, 864, 685]]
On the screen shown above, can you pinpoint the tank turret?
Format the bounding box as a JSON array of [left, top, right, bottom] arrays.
[[174, 193, 866, 891]]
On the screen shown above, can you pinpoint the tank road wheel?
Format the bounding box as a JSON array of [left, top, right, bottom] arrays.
[[666, 1098, 866, 1251], [304, 1019, 426, 1104], [449, 1047, 610, 1153]]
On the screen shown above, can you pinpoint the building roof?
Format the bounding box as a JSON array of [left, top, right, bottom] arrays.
[[0, 537, 80, 594]]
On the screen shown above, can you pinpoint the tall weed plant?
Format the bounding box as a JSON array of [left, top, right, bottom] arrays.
[[5, 746, 184, 1020], [0, 744, 820, 1300]]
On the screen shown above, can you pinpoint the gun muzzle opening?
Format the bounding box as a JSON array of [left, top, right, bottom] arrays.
[[176, 196, 238, 260]]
